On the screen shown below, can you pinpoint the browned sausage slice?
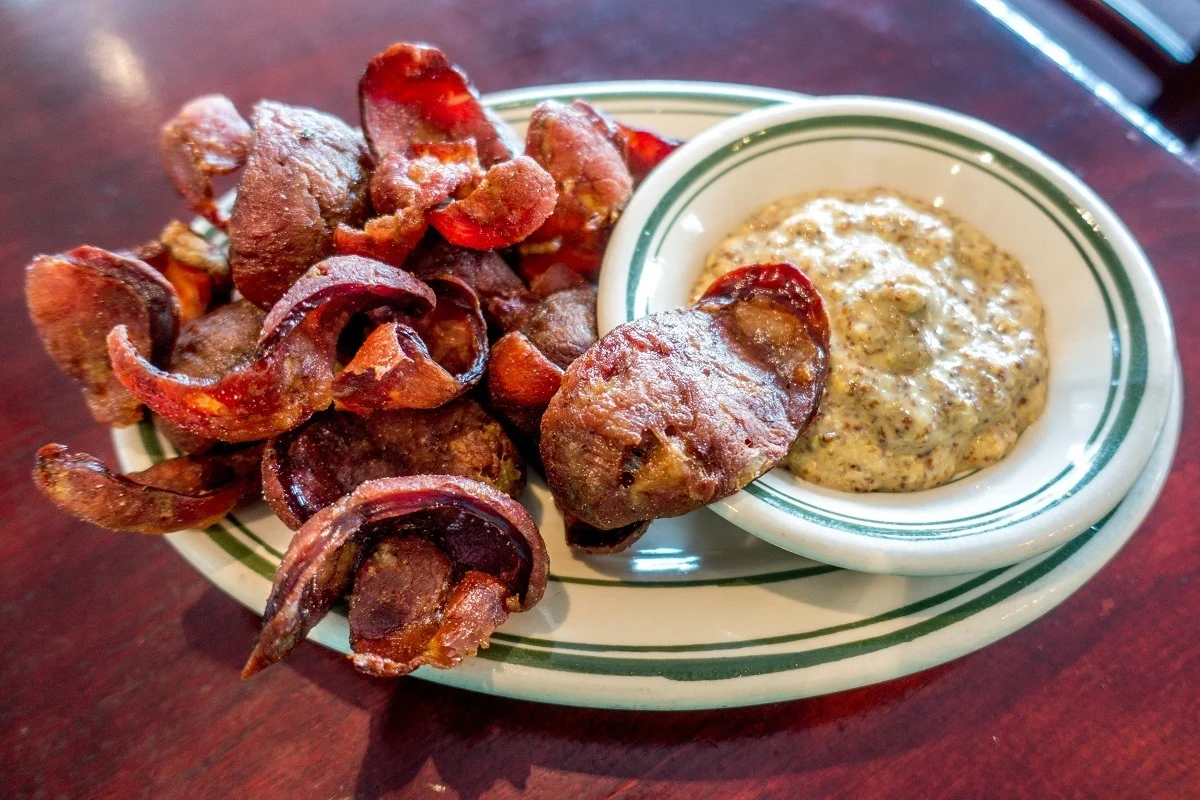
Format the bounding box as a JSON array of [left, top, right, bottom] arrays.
[[228, 101, 371, 308], [540, 263, 830, 530]]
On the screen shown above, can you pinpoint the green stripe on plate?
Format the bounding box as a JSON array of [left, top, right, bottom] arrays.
[[202, 525, 278, 582], [223, 514, 283, 558], [492, 565, 1008, 653], [476, 518, 1101, 680], [137, 418, 165, 460], [548, 563, 839, 588], [498, 108, 753, 124]]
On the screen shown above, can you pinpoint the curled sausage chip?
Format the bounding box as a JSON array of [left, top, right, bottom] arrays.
[[26, 246, 180, 427], [135, 221, 232, 323], [518, 100, 634, 282], [359, 42, 514, 166], [157, 299, 266, 455], [341, 143, 554, 265], [166, 299, 265, 382], [334, 322, 463, 413], [540, 263, 831, 530], [401, 276, 487, 379], [108, 256, 434, 443], [334, 142, 482, 268], [695, 262, 833, 430], [428, 156, 557, 250], [333, 275, 487, 414], [159, 94, 253, 230], [262, 398, 525, 529], [33, 443, 262, 534], [242, 475, 547, 678], [487, 332, 564, 408], [229, 101, 371, 308]]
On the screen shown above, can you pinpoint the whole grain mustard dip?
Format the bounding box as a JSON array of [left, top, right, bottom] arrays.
[[694, 188, 1049, 492]]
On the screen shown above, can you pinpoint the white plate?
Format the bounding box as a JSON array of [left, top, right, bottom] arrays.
[[599, 96, 1177, 575], [117, 82, 1182, 710]]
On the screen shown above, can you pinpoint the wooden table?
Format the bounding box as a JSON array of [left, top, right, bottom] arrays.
[[2, 0, 1196, 796]]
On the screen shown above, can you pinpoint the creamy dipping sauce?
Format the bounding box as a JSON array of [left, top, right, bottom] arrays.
[[694, 188, 1049, 492]]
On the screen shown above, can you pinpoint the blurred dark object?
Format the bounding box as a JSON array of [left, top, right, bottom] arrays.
[[1062, 0, 1200, 141]]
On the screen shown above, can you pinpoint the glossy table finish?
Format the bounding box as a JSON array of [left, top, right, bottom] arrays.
[[1, 0, 1197, 797]]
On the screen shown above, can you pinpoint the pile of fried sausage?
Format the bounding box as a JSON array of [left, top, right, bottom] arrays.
[[26, 42, 831, 680]]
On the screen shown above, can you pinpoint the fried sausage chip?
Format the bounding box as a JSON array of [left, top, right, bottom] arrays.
[[405, 236, 525, 313], [166, 300, 266, 389], [359, 42, 514, 166], [229, 101, 371, 308], [33, 443, 262, 534], [334, 213, 429, 271], [262, 399, 525, 528], [541, 263, 831, 530], [108, 256, 434, 443], [157, 299, 266, 455], [518, 100, 634, 282], [428, 156, 557, 250], [489, 277, 643, 553], [136, 221, 232, 323], [370, 142, 483, 216], [242, 475, 547, 678], [335, 142, 483, 268], [341, 143, 554, 263], [489, 289, 647, 552], [486, 331, 564, 442], [159, 94, 253, 230], [486, 267, 598, 447], [333, 275, 488, 414], [492, 268, 598, 370], [348, 538, 512, 677], [26, 246, 180, 427], [610, 120, 682, 183], [569, 99, 681, 183], [696, 262, 833, 431]]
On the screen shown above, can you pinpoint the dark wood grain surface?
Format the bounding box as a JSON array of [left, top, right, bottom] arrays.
[[1, 1, 1197, 797]]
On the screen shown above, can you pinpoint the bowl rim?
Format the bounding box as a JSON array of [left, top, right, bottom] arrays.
[[597, 95, 1177, 575]]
